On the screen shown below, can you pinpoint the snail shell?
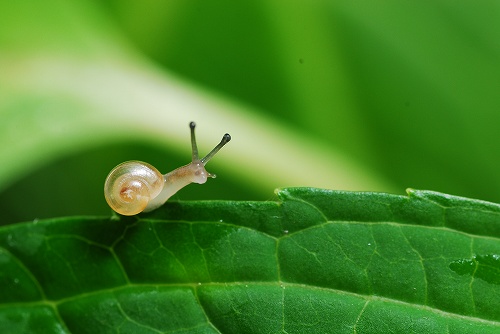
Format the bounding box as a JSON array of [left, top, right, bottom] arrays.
[[104, 161, 164, 216]]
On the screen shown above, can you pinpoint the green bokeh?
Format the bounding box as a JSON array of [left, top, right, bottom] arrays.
[[1, 1, 500, 223]]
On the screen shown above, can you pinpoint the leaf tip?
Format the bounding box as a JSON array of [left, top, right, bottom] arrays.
[[274, 188, 289, 200], [405, 188, 418, 198]]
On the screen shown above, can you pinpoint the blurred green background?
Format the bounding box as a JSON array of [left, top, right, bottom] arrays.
[[1, 1, 499, 225]]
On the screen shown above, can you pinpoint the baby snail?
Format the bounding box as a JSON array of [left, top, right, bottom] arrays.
[[104, 122, 231, 216]]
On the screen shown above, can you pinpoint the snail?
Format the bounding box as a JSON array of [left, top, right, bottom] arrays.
[[104, 122, 231, 216]]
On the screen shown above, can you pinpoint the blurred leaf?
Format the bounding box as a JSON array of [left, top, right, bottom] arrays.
[[2, 0, 500, 223], [1, 188, 500, 333], [0, 1, 391, 224], [105, 1, 500, 202]]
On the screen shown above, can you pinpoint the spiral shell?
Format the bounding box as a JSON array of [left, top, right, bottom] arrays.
[[104, 161, 164, 216]]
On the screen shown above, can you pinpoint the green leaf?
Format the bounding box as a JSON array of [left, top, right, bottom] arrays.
[[1, 188, 500, 333]]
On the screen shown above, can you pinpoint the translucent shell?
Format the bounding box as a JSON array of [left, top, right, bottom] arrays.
[[104, 161, 164, 216]]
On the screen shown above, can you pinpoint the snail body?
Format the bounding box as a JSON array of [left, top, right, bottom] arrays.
[[104, 122, 231, 216]]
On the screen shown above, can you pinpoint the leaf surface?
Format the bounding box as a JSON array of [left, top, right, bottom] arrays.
[[1, 188, 500, 333]]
